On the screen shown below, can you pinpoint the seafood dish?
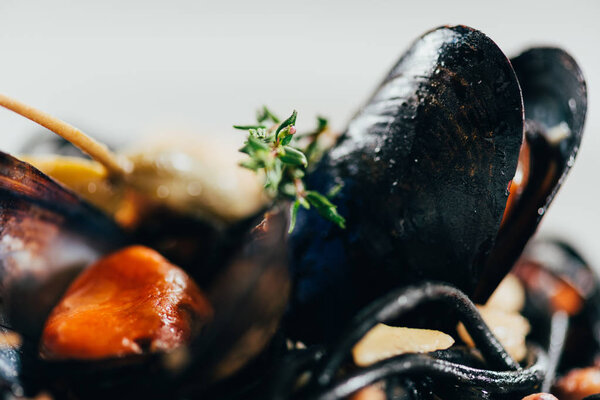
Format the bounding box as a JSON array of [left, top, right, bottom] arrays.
[[0, 24, 595, 399]]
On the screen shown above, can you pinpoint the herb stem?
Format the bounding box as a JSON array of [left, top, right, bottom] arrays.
[[236, 108, 345, 232]]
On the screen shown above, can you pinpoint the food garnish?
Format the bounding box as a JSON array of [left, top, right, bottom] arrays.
[[235, 107, 345, 232]]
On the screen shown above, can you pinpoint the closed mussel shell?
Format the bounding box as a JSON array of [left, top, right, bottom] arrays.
[[288, 25, 524, 341]]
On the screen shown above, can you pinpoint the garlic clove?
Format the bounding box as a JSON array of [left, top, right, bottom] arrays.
[[457, 305, 530, 362], [486, 273, 526, 313], [352, 324, 454, 367]]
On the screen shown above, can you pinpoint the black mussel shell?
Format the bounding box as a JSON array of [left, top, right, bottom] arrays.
[[37, 206, 289, 400], [0, 151, 127, 395], [474, 48, 587, 302], [130, 204, 270, 289], [286, 25, 524, 341], [0, 152, 290, 398], [178, 206, 290, 391], [514, 239, 600, 372], [513, 47, 587, 142], [0, 152, 126, 337]]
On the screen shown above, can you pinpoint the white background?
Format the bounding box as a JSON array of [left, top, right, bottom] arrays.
[[1, 0, 599, 267]]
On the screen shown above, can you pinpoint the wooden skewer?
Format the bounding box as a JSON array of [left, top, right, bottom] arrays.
[[0, 94, 132, 177]]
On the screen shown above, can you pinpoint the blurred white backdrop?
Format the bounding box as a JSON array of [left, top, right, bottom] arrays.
[[1, 0, 599, 265]]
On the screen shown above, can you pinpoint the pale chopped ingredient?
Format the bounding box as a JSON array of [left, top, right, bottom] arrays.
[[352, 324, 454, 367], [486, 274, 526, 312], [457, 305, 530, 362]]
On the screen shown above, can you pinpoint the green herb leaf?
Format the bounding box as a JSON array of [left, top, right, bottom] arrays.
[[305, 191, 346, 229], [257, 106, 281, 124], [299, 196, 310, 209], [291, 168, 305, 179], [275, 110, 298, 135], [280, 146, 308, 167], [277, 125, 296, 146], [327, 182, 344, 199], [247, 135, 271, 152], [280, 182, 297, 197], [280, 132, 294, 146], [304, 140, 319, 161], [316, 116, 328, 132], [239, 144, 252, 155], [294, 115, 329, 139], [235, 107, 345, 231], [239, 159, 262, 171], [288, 198, 301, 233], [264, 159, 283, 194], [233, 125, 266, 130], [305, 190, 335, 208]]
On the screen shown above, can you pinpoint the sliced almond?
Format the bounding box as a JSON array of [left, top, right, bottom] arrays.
[[486, 274, 526, 313], [352, 324, 454, 367], [457, 305, 530, 362]]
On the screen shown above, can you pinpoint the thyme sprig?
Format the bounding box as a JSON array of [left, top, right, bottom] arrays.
[[235, 107, 346, 233]]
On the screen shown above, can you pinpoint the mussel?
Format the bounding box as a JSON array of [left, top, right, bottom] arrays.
[[0, 151, 290, 398], [474, 47, 587, 302], [0, 152, 127, 338], [514, 239, 600, 373], [284, 25, 587, 343]]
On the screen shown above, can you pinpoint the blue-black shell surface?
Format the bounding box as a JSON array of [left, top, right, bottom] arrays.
[[287, 26, 524, 341]]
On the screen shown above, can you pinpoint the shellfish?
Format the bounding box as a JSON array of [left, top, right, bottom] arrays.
[[286, 26, 587, 342], [0, 151, 290, 398]]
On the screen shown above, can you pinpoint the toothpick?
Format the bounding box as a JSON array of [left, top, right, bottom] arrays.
[[0, 94, 132, 177]]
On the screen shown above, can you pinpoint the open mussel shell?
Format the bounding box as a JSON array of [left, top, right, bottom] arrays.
[[514, 238, 600, 372], [474, 48, 588, 302], [34, 207, 289, 400], [0, 153, 290, 398], [512, 47, 587, 146], [178, 206, 290, 390], [0, 152, 127, 338], [0, 151, 127, 395], [287, 25, 524, 342]]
